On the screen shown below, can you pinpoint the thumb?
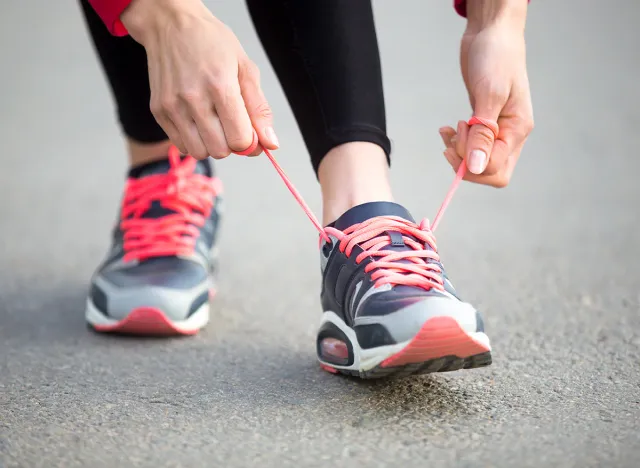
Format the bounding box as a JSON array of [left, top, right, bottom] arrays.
[[466, 100, 501, 175], [239, 60, 279, 151]]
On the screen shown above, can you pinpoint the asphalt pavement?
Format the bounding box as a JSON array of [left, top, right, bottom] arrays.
[[1, 0, 639, 467]]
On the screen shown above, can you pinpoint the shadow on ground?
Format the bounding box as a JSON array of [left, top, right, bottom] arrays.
[[0, 282, 482, 426]]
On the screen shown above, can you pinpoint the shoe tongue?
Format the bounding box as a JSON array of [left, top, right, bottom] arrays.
[[333, 201, 437, 268], [332, 205, 443, 293], [332, 202, 415, 231]]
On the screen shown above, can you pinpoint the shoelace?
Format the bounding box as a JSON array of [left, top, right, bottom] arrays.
[[325, 216, 444, 290], [121, 147, 222, 262], [245, 116, 499, 291], [122, 116, 497, 288]]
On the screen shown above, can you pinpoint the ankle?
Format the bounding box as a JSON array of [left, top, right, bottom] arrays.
[[318, 142, 394, 225], [127, 138, 172, 168]]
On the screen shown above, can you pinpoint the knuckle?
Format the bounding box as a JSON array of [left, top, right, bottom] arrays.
[[482, 162, 499, 176], [160, 96, 179, 114], [191, 149, 209, 160], [149, 100, 163, 118], [251, 101, 273, 120], [227, 135, 252, 151], [472, 127, 495, 147], [210, 78, 232, 96], [210, 145, 231, 159], [474, 77, 508, 103], [525, 118, 535, 134], [243, 60, 261, 81], [178, 87, 203, 104]]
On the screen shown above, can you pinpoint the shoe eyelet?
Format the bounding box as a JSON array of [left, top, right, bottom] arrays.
[[322, 240, 333, 257]]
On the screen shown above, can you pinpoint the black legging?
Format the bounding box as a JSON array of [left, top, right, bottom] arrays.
[[79, 0, 392, 174]]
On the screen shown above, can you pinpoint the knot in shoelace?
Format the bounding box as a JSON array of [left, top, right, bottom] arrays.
[[325, 216, 444, 291], [120, 146, 221, 262]]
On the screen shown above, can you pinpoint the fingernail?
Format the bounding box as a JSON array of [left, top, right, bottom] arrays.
[[265, 127, 279, 148], [468, 150, 487, 174]]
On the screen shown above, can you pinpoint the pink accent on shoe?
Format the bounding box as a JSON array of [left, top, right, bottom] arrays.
[[92, 307, 201, 336], [380, 316, 490, 368]]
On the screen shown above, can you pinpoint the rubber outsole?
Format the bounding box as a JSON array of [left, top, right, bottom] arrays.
[[90, 307, 200, 336], [320, 315, 492, 379], [329, 351, 492, 379], [87, 289, 215, 336]]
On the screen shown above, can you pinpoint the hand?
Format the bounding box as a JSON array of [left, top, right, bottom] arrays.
[[121, 0, 278, 159], [439, 0, 533, 187]]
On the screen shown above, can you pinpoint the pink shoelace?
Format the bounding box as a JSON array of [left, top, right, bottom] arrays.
[[121, 150, 222, 262], [243, 116, 498, 291]]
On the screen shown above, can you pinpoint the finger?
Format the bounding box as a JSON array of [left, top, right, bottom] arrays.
[[461, 138, 524, 188], [502, 139, 525, 183], [148, 55, 187, 153], [467, 88, 505, 174], [444, 148, 463, 172], [455, 120, 469, 159], [178, 87, 232, 159], [209, 75, 255, 153], [150, 95, 187, 154], [156, 113, 187, 155], [239, 60, 279, 150], [192, 108, 233, 160], [482, 113, 531, 176], [170, 105, 209, 160], [439, 126, 456, 148], [247, 142, 264, 157], [466, 118, 498, 175]]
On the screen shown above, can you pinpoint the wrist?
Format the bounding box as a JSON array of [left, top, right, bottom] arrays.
[[466, 0, 528, 33], [120, 0, 203, 44]]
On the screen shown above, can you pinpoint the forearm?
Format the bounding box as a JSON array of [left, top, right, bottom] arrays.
[[465, 0, 528, 32]]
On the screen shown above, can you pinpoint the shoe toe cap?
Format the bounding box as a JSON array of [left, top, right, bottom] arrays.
[[354, 295, 482, 344], [90, 258, 210, 322]]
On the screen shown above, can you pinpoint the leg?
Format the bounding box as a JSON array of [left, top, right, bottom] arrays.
[[78, 0, 170, 166], [79, 0, 221, 335], [248, 0, 492, 378], [246, 0, 393, 224]]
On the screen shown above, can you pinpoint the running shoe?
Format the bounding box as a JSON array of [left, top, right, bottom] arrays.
[[316, 201, 492, 378], [235, 128, 493, 379], [85, 147, 222, 335]]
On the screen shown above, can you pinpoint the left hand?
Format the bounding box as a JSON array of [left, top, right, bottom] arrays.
[[439, 2, 534, 188]]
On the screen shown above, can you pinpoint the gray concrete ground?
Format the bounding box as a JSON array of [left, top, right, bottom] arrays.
[[1, 1, 639, 467]]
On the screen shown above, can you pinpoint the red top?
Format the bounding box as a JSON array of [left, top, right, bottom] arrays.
[[88, 0, 131, 36], [90, 0, 478, 36], [454, 0, 530, 18], [454, 0, 470, 17]]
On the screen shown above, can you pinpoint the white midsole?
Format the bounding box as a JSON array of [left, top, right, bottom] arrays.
[[85, 299, 210, 332], [318, 311, 491, 372]]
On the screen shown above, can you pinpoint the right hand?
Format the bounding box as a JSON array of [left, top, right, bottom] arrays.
[[121, 0, 278, 159]]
